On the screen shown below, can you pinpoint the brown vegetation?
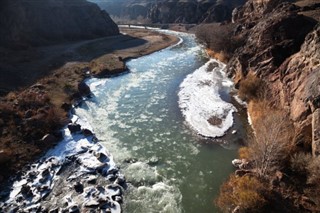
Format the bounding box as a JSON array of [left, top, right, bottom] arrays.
[[217, 75, 320, 212], [216, 175, 266, 212], [196, 23, 245, 61], [250, 111, 295, 177], [237, 72, 264, 101]]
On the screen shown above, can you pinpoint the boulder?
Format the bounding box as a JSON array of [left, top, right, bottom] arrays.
[[74, 182, 84, 194], [68, 123, 81, 133], [21, 184, 33, 197], [0, 150, 11, 164], [40, 134, 57, 145], [82, 129, 93, 137], [235, 169, 252, 177], [78, 81, 91, 97], [69, 205, 79, 213], [232, 159, 248, 169], [61, 102, 72, 112]]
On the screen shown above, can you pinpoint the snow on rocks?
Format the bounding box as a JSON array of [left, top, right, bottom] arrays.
[[178, 59, 236, 138], [1, 114, 125, 213]]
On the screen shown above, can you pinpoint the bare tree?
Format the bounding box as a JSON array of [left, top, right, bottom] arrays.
[[249, 111, 295, 177]]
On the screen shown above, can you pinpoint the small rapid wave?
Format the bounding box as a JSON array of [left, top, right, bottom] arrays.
[[178, 59, 236, 138]]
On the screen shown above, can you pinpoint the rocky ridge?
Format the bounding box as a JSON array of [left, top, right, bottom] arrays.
[[148, 0, 246, 24], [93, 0, 246, 24], [0, 0, 119, 48]]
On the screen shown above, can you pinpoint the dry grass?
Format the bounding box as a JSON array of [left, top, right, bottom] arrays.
[[196, 23, 245, 61], [206, 49, 229, 63], [216, 174, 266, 212], [238, 71, 264, 101]]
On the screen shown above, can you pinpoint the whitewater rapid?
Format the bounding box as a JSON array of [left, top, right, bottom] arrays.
[[2, 29, 243, 213]]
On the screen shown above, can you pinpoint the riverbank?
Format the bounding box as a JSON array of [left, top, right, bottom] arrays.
[[0, 27, 179, 190]]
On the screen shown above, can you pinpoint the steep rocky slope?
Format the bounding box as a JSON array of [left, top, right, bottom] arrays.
[[0, 0, 119, 48], [227, 0, 318, 144], [211, 0, 320, 211]]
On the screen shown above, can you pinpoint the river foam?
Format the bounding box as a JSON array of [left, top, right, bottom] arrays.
[[178, 59, 236, 138]]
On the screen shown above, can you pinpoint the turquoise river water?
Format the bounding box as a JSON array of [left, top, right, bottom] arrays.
[[74, 30, 245, 213]]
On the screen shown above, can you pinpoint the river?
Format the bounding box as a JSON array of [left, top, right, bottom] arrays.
[[74, 30, 245, 213]]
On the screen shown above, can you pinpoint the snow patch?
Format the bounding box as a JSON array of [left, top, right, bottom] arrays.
[[178, 59, 236, 138]]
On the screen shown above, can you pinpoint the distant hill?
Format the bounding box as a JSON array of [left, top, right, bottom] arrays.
[[90, 0, 246, 24], [0, 0, 119, 48]]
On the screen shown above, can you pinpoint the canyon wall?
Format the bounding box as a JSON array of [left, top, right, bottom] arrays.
[[93, 0, 246, 24], [227, 0, 319, 146], [0, 0, 119, 48]]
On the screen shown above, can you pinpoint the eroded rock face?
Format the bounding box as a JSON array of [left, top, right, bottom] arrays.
[[148, 0, 246, 24], [276, 24, 320, 142], [227, 0, 319, 144], [0, 0, 119, 48], [227, 2, 317, 81]]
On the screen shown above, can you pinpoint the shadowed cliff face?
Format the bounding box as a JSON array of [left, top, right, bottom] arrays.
[[226, 0, 319, 144], [92, 0, 246, 24], [0, 0, 119, 48]]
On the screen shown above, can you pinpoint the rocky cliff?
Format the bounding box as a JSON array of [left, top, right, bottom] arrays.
[[227, 0, 319, 145], [93, 0, 246, 24], [0, 0, 119, 48], [148, 0, 246, 24], [93, 0, 155, 20]]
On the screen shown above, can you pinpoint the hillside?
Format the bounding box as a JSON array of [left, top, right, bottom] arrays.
[[0, 0, 119, 48], [0, 0, 119, 94]]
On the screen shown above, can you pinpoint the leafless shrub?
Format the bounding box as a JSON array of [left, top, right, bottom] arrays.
[[290, 152, 312, 174], [196, 23, 245, 59], [249, 111, 295, 178], [307, 156, 320, 185], [216, 174, 267, 212], [238, 72, 265, 101]]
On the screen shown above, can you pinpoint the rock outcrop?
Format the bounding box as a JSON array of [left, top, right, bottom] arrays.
[[0, 0, 119, 48], [226, 0, 319, 144]]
